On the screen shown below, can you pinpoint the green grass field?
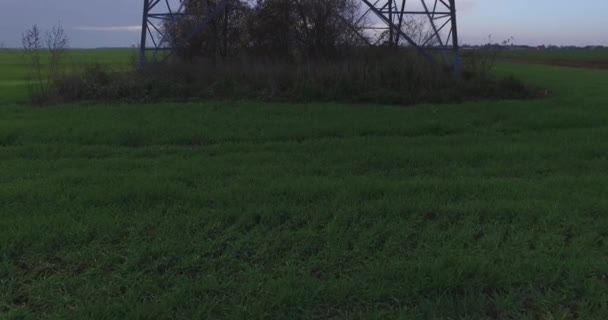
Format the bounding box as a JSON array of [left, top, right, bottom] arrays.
[[1, 50, 608, 319]]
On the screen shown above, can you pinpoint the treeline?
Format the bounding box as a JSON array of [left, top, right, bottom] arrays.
[[167, 0, 368, 60]]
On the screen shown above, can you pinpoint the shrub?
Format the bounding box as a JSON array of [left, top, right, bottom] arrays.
[[47, 48, 534, 106]]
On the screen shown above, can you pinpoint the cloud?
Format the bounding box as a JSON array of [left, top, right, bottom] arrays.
[[75, 26, 141, 32]]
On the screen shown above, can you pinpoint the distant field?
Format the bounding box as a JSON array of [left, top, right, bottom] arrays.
[[491, 48, 608, 69], [498, 48, 608, 61], [0, 49, 133, 103], [1, 50, 608, 319]]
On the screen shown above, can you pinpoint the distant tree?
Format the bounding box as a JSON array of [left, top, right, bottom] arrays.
[[166, 0, 250, 60], [165, 0, 368, 60], [246, 0, 293, 57], [246, 0, 368, 58], [292, 0, 367, 56]]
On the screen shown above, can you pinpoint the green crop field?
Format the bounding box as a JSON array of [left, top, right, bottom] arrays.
[[1, 50, 608, 319]]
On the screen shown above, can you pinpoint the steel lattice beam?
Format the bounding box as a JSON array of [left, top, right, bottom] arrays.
[[139, 0, 229, 65], [354, 0, 461, 73], [139, 0, 461, 73]]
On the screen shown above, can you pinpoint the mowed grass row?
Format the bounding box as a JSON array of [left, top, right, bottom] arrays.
[[1, 61, 608, 318]]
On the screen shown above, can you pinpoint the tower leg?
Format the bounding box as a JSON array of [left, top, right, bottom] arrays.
[[139, 0, 150, 67], [449, 0, 462, 75]]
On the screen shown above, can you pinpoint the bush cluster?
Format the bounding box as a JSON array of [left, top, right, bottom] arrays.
[[47, 49, 534, 105]]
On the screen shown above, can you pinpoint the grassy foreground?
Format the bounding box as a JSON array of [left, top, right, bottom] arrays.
[[1, 57, 608, 318]]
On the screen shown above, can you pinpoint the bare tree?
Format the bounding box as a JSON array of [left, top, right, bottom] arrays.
[[403, 16, 438, 46], [166, 0, 250, 60], [290, 0, 367, 57], [22, 22, 69, 103], [166, 0, 368, 60], [373, 16, 438, 48], [22, 25, 45, 96], [46, 22, 69, 83], [246, 0, 368, 58]]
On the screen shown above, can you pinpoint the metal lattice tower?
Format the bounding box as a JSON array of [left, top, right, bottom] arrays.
[[140, 0, 460, 72]]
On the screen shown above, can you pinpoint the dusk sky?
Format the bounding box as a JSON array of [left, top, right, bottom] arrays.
[[0, 0, 606, 48]]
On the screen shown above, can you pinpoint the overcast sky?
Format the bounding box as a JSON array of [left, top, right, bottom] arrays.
[[0, 0, 607, 48]]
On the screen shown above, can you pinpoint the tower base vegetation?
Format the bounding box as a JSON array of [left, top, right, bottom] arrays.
[[33, 1, 534, 105]]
